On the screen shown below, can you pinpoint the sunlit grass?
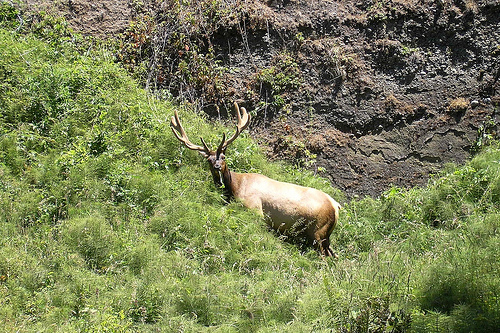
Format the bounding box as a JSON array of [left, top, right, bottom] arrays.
[[0, 5, 499, 331]]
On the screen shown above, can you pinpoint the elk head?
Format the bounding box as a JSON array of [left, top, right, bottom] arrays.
[[170, 102, 251, 189]]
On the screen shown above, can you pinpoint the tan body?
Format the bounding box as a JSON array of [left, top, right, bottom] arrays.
[[225, 169, 340, 256], [171, 102, 341, 256]]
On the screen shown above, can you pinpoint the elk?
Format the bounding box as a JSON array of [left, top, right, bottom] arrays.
[[170, 103, 341, 256]]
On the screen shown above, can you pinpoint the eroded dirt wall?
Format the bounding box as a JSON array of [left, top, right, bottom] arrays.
[[18, 0, 500, 197]]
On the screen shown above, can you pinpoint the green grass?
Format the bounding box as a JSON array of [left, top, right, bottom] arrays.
[[0, 4, 499, 332]]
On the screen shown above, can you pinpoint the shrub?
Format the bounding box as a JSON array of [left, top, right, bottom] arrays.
[[62, 217, 115, 272], [418, 238, 500, 332], [128, 281, 164, 323], [421, 144, 500, 227]]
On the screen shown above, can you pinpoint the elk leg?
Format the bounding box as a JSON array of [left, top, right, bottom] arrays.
[[312, 237, 329, 256], [324, 241, 338, 258], [311, 230, 338, 257]]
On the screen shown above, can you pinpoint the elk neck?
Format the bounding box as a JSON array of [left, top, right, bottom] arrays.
[[220, 162, 236, 201]]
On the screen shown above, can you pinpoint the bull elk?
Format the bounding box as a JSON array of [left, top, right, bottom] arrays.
[[170, 103, 341, 256]]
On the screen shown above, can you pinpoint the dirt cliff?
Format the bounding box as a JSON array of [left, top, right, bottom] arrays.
[[19, 0, 500, 197]]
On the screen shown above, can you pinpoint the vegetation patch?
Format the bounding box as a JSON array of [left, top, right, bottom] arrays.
[[248, 51, 303, 119], [0, 5, 499, 332]]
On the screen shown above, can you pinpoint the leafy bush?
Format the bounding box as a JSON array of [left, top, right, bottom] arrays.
[[416, 213, 500, 332], [421, 144, 500, 228]]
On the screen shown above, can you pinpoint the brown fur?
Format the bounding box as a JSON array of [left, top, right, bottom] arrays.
[[218, 159, 341, 256]]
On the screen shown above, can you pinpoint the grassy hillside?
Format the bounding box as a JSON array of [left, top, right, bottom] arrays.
[[0, 5, 499, 332]]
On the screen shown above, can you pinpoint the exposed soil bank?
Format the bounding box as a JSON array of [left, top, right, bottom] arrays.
[[19, 0, 500, 197]]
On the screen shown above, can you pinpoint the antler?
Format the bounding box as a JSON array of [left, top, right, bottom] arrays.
[[171, 102, 251, 156], [170, 111, 211, 156], [218, 102, 251, 152]]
